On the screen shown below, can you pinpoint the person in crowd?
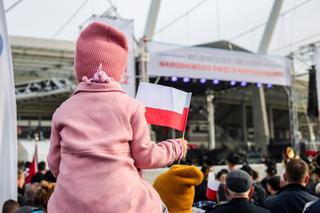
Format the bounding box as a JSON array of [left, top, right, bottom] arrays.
[[315, 182, 320, 195], [47, 22, 188, 213], [226, 155, 237, 171], [194, 166, 212, 202], [216, 169, 228, 184], [18, 161, 25, 171], [17, 169, 27, 206], [23, 183, 40, 206], [207, 170, 270, 213], [43, 170, 56, 183], [217, 169, 229, 204], [203, 159, 215, 168], [17, 169, 25, 196], [264, 158, 318, 213], [13, 206, 35, 213], [153, 165, 204, 213], [264, 176, 281, 205], [2, 200, 20, 213], [304, 169, 320, 212], [314, 168, 320, 182], [241, 164, 267, 206], [304, 197, 320, 213], [33, 181, 55, 213], [252, 169, 259, 181], [265, 176, 281, 197], [261, 166, 277, 193], [307, 167, 320, 195], [24, 162, 31, 171], [31, 162, 46, 183]]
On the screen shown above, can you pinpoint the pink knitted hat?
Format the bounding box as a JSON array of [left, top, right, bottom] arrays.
[[75, 22, 128, 82]]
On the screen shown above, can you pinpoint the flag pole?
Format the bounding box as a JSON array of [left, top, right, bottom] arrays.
[[179, 94, 191, 163], [178, 128, 186, 164], [182, 130, 185, 139]]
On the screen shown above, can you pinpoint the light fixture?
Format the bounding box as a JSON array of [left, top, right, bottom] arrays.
[[171, 76, 178, 82], [183, 77, 190, 83], [213, 79, 220, 85], [200, 78, 206, 84], [240, 82, 247, 87]]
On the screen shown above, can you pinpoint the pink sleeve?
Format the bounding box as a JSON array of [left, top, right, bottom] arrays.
[[130, 104, 182, 169], [47, 117, 61, 177]]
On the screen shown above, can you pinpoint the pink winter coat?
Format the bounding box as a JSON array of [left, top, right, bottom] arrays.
[[47, 81, 182, 213]]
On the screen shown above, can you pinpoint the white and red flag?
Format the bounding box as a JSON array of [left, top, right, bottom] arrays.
[[206, 172, 220, 201], [136, 83, 191, 131]]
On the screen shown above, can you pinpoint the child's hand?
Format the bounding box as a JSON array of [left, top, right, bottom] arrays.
[[177, 138, 188, 157]]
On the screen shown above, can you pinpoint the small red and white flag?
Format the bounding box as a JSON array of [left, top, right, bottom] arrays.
[[25, 143, 38, 184], [136, 83, 191, 131], [206, 172, 220, 201]]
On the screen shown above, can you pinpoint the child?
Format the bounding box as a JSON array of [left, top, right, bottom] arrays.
[[47, 22, 187, 213]]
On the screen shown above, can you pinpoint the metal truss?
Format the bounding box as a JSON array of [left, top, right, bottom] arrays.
[[294, 40, 320, 68], [16, 78, 75, 101]]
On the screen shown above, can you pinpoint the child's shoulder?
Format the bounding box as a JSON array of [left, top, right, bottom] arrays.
[[51, 96, 73, 120], [52, 92, 144, 119]]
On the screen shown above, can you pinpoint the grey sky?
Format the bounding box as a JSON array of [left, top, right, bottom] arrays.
[[3, 0, 320, 57]]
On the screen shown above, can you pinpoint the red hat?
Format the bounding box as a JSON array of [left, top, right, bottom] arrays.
[[75, 22, 128, 82]]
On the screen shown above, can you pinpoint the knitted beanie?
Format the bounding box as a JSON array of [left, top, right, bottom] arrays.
[[153, 165, 204, 213], [75, 22, 128, 82]]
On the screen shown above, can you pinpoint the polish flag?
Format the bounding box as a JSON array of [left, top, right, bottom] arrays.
[[136, 83, 191, 131], [206, 172, 220, 201]]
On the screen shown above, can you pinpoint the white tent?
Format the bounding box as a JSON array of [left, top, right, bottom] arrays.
[[0, 0, 18, 206]]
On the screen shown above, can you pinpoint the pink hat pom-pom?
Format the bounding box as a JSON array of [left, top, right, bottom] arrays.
[[93, 71, 111, 83], [82, 76, 92, 85]]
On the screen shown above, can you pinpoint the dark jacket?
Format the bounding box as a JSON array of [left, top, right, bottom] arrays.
[[43, 170, 57, 182], [31, 172, 45, 183], [264, 184, 317, 213], [252, 182, 267, 206], [217, 183, 228, 203], [207, 198, 270, 213], [303, 199, 320, 213], [194, 179, 208, 202]]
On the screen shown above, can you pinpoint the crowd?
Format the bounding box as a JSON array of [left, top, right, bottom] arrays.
[[3, 155, 320, 213], [2, 161, 56, 213], [189, 155, 320, 213]]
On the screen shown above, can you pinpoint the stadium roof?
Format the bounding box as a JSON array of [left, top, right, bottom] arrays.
[[10, 36, 75, 84], [10, 36, 75, 116]]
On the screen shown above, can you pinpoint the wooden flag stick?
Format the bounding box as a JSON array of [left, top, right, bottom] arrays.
[[178, 129, 186, 164], [182, 130, 186, 139]]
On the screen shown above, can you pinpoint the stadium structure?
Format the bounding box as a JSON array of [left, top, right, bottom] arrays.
[[11, 35, 314, 162], [13, 0, 320, 163]]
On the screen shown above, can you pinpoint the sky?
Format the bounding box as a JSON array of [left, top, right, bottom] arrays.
[[3, 0, 320, 60]]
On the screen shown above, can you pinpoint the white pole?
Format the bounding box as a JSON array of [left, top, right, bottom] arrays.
[[207, 92, 215, 150], [140, 0, 162, 82], [252, 0, 284, 154], [258, 0, 284, 53], [140, 0, 162, 134], [143, 0, 162, 40]]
